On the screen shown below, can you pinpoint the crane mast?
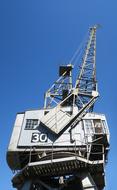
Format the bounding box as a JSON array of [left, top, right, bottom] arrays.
[[6, 26, 110, 190], [75, 25, 98, 111]]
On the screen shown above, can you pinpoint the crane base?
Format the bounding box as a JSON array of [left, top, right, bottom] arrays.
[[17, 173, 98, 190]]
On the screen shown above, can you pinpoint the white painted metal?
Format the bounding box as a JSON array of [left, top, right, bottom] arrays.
[[40, 106, 72, 134], [82, 173, 98, 190], [7, 110, 109, 149]]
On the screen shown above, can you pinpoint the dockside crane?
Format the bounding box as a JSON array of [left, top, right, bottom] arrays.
[[7, 25, 110, 190]]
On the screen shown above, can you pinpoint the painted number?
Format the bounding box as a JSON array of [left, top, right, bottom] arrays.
[[31, 133, 48, 143]]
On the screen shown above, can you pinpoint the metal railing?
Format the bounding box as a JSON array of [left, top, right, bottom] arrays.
[[28, 140, 105, 165]]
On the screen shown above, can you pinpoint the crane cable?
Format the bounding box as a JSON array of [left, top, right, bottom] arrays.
[[69, 30, 89, 68]]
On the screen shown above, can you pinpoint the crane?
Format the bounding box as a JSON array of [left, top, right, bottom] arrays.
[[7, 25, 110, 190]]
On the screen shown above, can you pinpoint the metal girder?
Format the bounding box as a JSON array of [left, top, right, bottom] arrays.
[[75, 25, 99, 111]]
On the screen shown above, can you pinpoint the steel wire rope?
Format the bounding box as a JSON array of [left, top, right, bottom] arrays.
[[69, 31, 89, 69]]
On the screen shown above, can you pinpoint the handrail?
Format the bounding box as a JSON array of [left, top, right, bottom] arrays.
[[26, 140, 104, 165]]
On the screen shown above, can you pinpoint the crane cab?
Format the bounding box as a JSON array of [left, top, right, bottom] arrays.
[[7, 107, 109, 170]]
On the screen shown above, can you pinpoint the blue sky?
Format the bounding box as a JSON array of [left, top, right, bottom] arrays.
[[0, 0, 116, 189]]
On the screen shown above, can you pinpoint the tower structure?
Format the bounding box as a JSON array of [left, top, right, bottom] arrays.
[[7, 25, 110, 190]]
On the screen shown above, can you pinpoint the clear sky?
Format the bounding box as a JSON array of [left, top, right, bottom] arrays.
[[0, 0, 116, 189]]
